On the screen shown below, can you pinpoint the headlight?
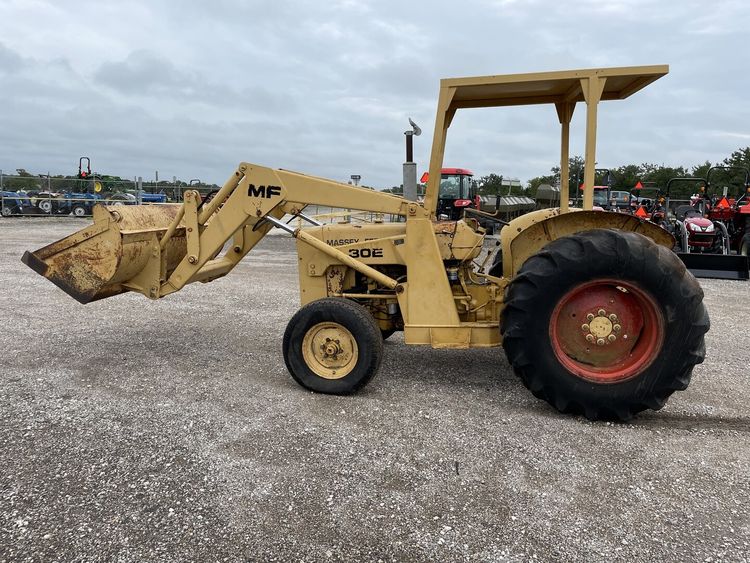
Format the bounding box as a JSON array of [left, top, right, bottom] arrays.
[[705, 223, 715, 232]]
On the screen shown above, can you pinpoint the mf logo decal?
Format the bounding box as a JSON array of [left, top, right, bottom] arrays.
[[247, 184, 282, 198]]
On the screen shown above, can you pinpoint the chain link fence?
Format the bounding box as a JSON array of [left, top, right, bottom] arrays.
[[0, 171, 393, 224], [0, 171, 221, 217]]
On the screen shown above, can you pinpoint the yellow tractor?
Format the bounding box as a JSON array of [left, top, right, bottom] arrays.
[[23, 66, 709, 420]]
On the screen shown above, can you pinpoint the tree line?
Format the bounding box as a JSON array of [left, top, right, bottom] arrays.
[[8, 146, 748, 200], [522, 146, 750, 199], [381, 147, 750, 200]]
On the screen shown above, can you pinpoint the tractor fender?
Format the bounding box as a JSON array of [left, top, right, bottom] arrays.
[[500, 208, 675, 279]]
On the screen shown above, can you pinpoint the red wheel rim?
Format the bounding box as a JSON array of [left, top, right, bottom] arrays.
[[549, 279, 664, 383]]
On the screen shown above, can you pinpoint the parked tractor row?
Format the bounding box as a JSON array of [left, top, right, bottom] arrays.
[[0, 189, 168, 217], [430, 161, 748, 279], [1, 159, 167, 217], [466, 165, 749, 280], [618, 167, 750, 279]]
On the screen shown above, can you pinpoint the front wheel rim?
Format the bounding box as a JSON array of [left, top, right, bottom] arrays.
[[301, 322, 359, 380], [549, 279, 664, 383]]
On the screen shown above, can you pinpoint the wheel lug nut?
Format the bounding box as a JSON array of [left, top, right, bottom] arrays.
[[585, 334, 595, 343], [581, 324, 589, 332], [613, 324, 621, 332], [597, 309, 606, 317], [609, 314, 618, 322], [587, 313, 595, 322], [608, 334, 616, 342], [596, 338, 605, 346]]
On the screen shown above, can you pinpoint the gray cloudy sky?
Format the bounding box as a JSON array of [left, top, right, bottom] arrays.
[[1, 0, 748, 188]]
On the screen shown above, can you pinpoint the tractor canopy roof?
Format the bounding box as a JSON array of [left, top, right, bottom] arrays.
[[424, 65, 669, 214], [440, 66, 668, 109]]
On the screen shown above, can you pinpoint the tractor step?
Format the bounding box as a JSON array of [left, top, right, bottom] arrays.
[[677, 252, 749, 281]]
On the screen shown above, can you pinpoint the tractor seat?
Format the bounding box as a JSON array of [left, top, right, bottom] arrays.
[[675, 204, 702, 221]]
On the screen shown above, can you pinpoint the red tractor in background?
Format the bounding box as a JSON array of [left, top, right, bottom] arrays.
[[572, 168, 621, 210], [428, 168, 534, 234], [665, 176, 727, 253], [628, 181, 668, 224], [703, 166, 750, 257], [665, 175, 748, 280], [431, 167, 478, 220]]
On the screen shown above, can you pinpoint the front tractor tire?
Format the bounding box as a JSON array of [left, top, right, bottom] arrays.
[[283, 298, 384, 395], [502, 229, 709, 421], [741, 233, 750, 257]]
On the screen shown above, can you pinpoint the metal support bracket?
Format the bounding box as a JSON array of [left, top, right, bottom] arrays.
[[183, 191, 201, 265]]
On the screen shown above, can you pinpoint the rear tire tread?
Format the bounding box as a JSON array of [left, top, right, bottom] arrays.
[[501, 229, 709, 421]]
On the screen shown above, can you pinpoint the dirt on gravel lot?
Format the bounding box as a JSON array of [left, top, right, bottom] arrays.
[[1, 217, 749, 562]]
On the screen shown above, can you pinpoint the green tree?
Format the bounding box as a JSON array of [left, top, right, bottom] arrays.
[[711, 147, 750, 196], [527, 155, 584, 198], [477, 173, 504, 196], [610, 164, 640, 190], [691, 160, 712, 180], [639, 164, 687, 188], [4, 169, 42, 191], [722, 147, 750, 170]]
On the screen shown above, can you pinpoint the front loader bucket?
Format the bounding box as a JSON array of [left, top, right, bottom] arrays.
[[22, 204, 187, 303], [677, 252, 749, 281]]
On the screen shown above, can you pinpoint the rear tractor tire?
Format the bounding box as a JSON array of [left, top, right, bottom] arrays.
[[37, 199, 53, 214], [283, 298, 384, 394], [502, 229, 709, 421]]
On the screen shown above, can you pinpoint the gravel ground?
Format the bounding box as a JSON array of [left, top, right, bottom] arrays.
[[1, 217, 749, 563]]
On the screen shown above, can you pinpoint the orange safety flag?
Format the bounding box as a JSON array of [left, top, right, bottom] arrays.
[[635, 206, 648, 218], [634, 181, 643, 189], [716, 197, 730, 209]]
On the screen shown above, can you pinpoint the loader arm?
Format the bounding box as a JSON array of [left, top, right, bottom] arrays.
[[23, 162, 414, 303]]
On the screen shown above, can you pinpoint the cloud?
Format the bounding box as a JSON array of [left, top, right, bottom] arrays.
[[0, 0, 748, 188], [94, 50, 194, 95], [0, 42, 23, 73]]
